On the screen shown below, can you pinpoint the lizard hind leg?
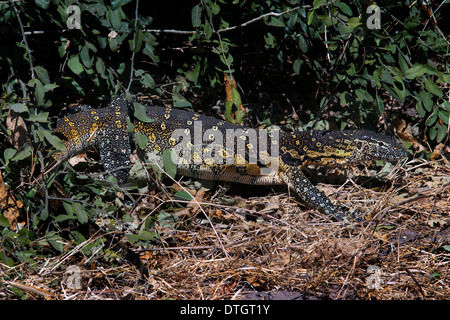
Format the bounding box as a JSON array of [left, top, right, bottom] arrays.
[[280, 168, 353, 222]]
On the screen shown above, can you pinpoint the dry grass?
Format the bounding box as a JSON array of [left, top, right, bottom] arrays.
[[1, 158, 449, 300]]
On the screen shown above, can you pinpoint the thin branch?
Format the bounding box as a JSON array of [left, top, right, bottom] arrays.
[[10, 0, 35, 80], [126, 0, 140, 94], [145, 6, 309, 35], [217, 6, 305, 33]]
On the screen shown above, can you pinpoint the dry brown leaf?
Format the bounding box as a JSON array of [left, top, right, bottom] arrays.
[[224, 74, 234, 102], [0, 171, 23, 230], [269, 251, 291, 268], [4, 281, 56, 299], [175, 188, 206, 217], [224, 74, 245, 117], [68, 153, 88, 167], [430, 143, 445, 160], [392, 118, 425, 151], [427, 217, 448, 228], [6, 109, 28, 149]]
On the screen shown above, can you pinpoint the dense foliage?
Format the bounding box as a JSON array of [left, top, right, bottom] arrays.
[[0, 0, 448, 274]]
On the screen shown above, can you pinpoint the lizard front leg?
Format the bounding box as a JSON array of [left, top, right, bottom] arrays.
[[281, 168, 353, 222]]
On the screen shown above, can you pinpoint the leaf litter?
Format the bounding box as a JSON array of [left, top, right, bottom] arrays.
[[1, 158, 450, 300]]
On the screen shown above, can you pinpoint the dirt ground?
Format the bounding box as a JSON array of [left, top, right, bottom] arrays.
[[1, 157, 449, 300]]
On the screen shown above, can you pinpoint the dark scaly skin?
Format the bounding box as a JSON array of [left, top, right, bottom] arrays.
[[53, 96, 131, 183], [53, 95, 408, 221]]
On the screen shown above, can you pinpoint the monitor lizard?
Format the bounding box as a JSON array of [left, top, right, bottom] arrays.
[[52, 95, 408, 222]]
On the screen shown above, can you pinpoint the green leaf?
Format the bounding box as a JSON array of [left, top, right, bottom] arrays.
[[9, 103, 28, 113], [397, 52, 410, 74], [128, 230, 159, 243], [143, 42, 160, 64], [72, 202, 88, 224], [35, 0, 50, 10], [44, 131, 65, 150], [28, 78, 45, 107], [347, 17, 362, 28], [11, 144, 32, 161], [40, 208, 48, 221], [106, 8, 123, 30], [313, 0, 327, 9], [423, 78, 443, 97], [211, 3, 220, 15], [264, 32, 276, 47], [48, 234, 65, 252], [443, 101, 450, 112], [337, 2, 353, 15], [429, 125, 438, 141], [162, 149, 177, 179], [158, 210, 178, 228], [61, 76, 85, 95], [375, 96, 385, 114], [17, 228, 34, 245], [134, 131, 149, 149], [266, 16, 285, 27], [80, 45, 93, 68], [175, 190, 193, 201], [416, 101, 426, 118], [418, 90, 433, 112], [35, 66, 50, 84], [68, 55, 84, 75], [95, 57, 106, 79], [133, 102, 153, 123], [109, 37, 118, 52], [0, 214, 10, 228], [404, 63, 437, 79], [346, 63, 356, 76], [203, 20, 214, 39], [436, 123, 447, 142], [4, 148, 17, 162], [298, 34, 308, 53], [293, 59, 303, 75], [404, 16, 421, 29], [111, 0, 133, 10], [28, 112, 49, 122], [44, 83, 59, 92], [130, 29, 144, 52], [0, 251, 14, 267], [191, 4, 202, 28], [355, 89, 374, 102], [426, 109, 438, 127], [438, 110, 449, 125], [140, 73, 155, 89], [186, 62, 201, 85], [172, 94, 192, 108]]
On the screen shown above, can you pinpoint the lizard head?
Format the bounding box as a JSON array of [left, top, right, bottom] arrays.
[[52, 109, 107, 162], [51, 95, 130, 162], [344, 130, 409, 164], [289, 130, 408, 168]]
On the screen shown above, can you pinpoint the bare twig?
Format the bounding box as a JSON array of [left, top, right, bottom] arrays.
[[126, 0, 140, 94], [10, 0, 35, 80], [145, 6, 309, 35]]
